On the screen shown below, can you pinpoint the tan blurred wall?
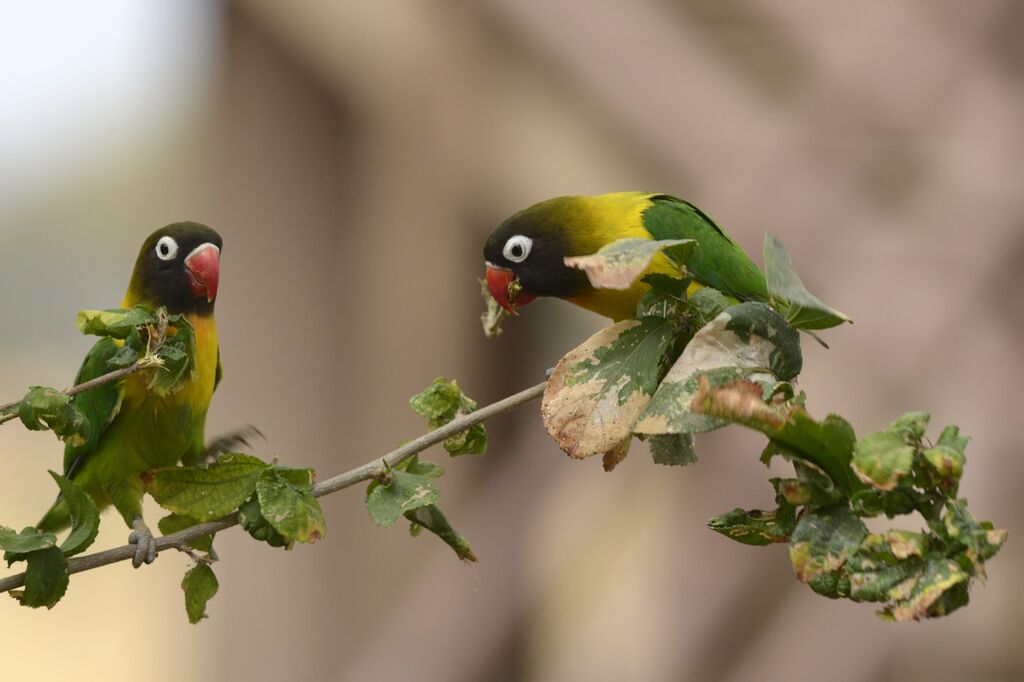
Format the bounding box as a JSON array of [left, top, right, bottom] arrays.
[[1, 1, 1023, 681]]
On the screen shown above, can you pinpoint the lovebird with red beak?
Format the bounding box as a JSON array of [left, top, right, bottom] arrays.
[[484, 192, 769, 321], [37, 223, 224, 567]]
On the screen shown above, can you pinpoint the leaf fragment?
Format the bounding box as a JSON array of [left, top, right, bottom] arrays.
[[564, 238, 694, 290], [764, 234, 851, 330]]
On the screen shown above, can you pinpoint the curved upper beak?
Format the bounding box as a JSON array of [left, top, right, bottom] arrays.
[[485, 263, 536, 314], [185, 243, 220, 303]]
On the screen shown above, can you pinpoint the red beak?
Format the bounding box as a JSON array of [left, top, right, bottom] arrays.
[[485, 263, 536, 314], [185, 243, 220, 303]]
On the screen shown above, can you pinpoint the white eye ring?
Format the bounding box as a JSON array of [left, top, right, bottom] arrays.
[[155, 236, 179, 261], [503, 235, 532, 263]]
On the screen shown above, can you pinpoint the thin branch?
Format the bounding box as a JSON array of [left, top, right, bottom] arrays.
[[0, 362, 145, 427], [0, 381, 546, 594]]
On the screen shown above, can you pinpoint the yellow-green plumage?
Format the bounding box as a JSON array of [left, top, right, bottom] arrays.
[[38, 223, 222, 533], [483, 192, 768, 321]]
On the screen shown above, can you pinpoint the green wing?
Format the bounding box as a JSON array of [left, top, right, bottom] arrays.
[[63, 338, 124, 480], [643, 195, 768, 301]]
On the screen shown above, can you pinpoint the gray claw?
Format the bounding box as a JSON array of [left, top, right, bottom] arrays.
[[545, 367, 555, 379], [129, 516, 157, 568]]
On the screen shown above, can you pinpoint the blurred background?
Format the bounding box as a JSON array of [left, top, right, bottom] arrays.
[[1, 1, 1023, 680]]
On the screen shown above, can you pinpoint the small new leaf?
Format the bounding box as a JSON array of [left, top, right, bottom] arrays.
[[365, 470, 439, 527], [410, 378, 487, 456], [852, 432, 914, 491], [182, 563, 218, 624]]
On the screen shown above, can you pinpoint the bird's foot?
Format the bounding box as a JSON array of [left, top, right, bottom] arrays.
[[129, 516, 157, 568], [545, 367, 555, 379], [201, 424, 265, 463]]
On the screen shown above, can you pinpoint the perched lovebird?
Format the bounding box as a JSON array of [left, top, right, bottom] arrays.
[[483, 192, 768, 321], [37, 223, 223, 567]]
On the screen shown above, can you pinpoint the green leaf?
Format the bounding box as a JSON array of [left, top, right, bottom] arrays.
[[635, 303, 802, 437], [147, 314, 198, 395], [17, 386, 90, 447], [544, 317, 677, 459], [708, 507, 793, 546], [49, 472, 99, 557], [789, 507, 867, 598], [564, 237, 694, 290], [936, 424, 970, 453], [76, 307, 157, 339], [0, 526, 57, 557], [365, 469, 439, 527], [685, 287, 731, 327], [158, 514, 214, 554], [237, 494, 290, 549], [256, 470, 326, 543], [764, 234, 851, 330], [886, 558, 969, 621], [145, 453, 270, 522], [404, 504, 476, 561], [852, 431, 915, 491], [410, 378, 487, 456], [888, 411, 930, 444], [637, 273, 688, 319], [648, 433, 697, 466], [922, 446, 965, 490], [17, 547, 69, 609], [182, 563, 218, 624]]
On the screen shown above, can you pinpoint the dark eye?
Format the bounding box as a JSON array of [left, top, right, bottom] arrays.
[[503, 235, 532, 263], [155, 236, 179, 261]]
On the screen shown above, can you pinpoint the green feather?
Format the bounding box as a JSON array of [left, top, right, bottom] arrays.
[[62, 338, 123, 479], [642, 196, 768, 301]]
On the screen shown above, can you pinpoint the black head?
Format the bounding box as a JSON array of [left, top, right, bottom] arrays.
[[483, 198, 590, 311], [126, 222, 223, 316]]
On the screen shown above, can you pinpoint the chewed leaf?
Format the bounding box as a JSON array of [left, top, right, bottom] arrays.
[[76, 307, 157, 339], [480, 277, 509, 339], [409, 378, 486, 455], [764, 235, 851, 330], [17, 387, 90, 447], [564, 238, 694, 290], [708, 507, 793, 546], [634, 302, 801, 437], [543, 318, 675, 459]]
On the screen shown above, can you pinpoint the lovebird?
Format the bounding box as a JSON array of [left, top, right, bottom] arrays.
[[483, 192, 768, 321], [37, 223, 223, 567]]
